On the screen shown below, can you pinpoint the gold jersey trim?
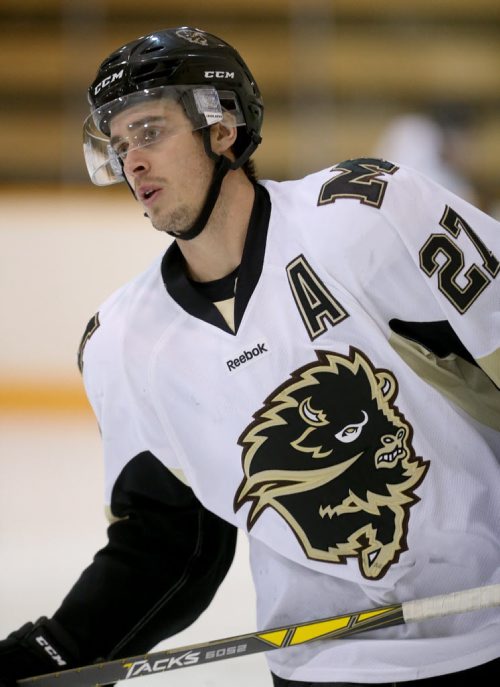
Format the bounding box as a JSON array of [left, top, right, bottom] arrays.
[[390, 332, 500, 431]]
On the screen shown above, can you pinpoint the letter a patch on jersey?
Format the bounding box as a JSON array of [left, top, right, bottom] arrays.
[[287, 255, 349, 340]]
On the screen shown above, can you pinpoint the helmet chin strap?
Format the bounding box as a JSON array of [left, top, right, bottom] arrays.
[[128, 125, 260, 241], [166, 153, 232, 241], [138, 127, 233, 242]]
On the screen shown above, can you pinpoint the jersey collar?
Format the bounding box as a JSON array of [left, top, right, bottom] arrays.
[[161, 183, 271, 334]]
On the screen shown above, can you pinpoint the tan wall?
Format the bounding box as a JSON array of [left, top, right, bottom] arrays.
[[0, 187, 170, 411], [2, 1, 500, 208]]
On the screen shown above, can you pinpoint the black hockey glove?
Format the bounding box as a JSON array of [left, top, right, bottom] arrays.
[[0, 617, 81, 684]]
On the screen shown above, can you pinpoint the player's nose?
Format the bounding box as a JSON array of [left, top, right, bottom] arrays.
[[123, 147, 151, 178]]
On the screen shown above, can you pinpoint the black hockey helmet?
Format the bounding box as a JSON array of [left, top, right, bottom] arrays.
[[87, 26, 263, 169], [83, 27, 263, 240]]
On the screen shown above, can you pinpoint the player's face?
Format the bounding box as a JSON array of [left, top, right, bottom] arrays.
[[109, 99, 215, 236]]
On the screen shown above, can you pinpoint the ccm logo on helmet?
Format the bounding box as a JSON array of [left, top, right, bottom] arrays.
[[204, 70, 235, 79], [94, 70, 124, 95]]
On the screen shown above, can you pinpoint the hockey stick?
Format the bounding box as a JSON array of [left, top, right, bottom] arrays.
[[19, 584, 500, 687]]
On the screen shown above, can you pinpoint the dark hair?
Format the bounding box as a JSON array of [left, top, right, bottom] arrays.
[[242, 157, 258, 184]]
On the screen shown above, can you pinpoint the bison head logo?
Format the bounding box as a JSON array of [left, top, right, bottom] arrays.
[[234, 347, 429, 579]]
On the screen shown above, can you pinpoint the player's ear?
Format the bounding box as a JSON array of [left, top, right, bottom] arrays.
[[210, 121, 237, 156]]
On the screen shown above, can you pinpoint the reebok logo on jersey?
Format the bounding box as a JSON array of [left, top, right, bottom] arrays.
[[226, 343, 268, 372]]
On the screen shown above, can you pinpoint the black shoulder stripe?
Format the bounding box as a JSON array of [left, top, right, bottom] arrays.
[[389, 318, 476, 366]]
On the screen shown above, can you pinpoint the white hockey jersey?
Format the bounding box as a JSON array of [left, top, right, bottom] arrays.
[[80, 159, 500, 682]]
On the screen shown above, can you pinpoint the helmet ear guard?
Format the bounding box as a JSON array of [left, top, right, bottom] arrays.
[[191, 88, 261, 170]]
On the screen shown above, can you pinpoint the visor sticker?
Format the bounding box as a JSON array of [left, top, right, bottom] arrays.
[[193, 88, 223, 125]]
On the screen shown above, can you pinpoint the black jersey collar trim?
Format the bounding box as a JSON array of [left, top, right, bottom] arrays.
[[161, 183, 271, 334], [187, 265, 240, 302]]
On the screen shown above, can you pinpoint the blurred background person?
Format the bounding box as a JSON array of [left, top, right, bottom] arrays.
[[374, 111, 478, 205]]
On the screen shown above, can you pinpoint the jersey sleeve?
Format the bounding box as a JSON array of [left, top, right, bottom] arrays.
[[55, 304, 237, 662], [53, 450, 237, 662], [381, 162, 500, 387]]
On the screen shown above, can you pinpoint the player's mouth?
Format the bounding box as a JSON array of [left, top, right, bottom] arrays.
[[138, 185, 162, 207]]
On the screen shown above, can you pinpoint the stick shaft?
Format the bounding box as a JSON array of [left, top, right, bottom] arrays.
[[18, 584, 500, 687]]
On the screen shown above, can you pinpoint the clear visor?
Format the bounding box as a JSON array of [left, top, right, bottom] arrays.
[[83, 85, 245, 186]]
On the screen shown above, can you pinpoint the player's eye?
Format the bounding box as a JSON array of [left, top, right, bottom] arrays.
[[139, 125, 164, 146], [111, 140, 129, 159], [335, 410, 368, 443]]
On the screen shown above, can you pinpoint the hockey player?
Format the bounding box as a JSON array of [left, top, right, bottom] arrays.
[[1, 27, 499, 686]]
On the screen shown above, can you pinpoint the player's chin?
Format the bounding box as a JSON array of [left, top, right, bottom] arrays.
[[154, 207, 195, 236]]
